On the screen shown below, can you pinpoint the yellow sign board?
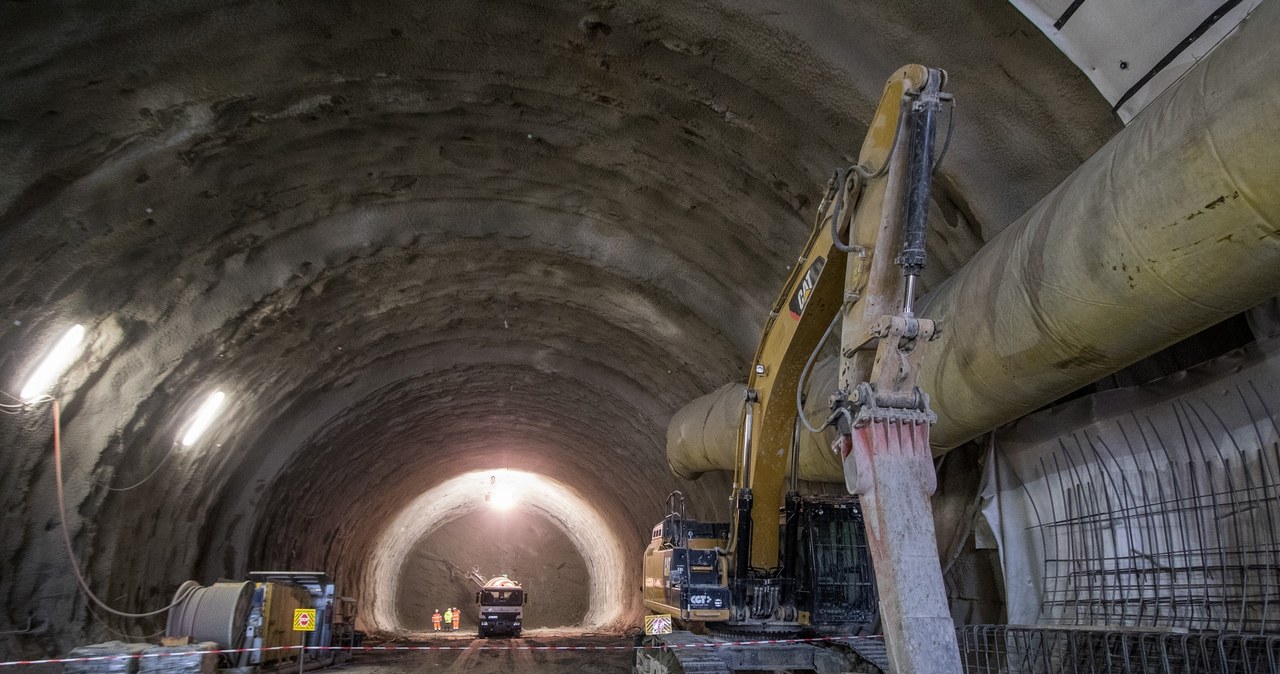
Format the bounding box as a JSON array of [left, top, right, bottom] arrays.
[[644, 614, 673, 636], [293, 608, 317, 632]]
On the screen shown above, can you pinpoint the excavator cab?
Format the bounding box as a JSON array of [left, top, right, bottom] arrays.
[[644, 490, 877, 631], [642, 492, 732, 623]]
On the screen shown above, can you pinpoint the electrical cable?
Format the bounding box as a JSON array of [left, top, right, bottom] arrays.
[[838, 406, 855, 435], [796, 310, 844, 434], [2, 390, 51, 405], [829, 167, 859, 253], [853, 94, 909, 182], [931, 99, 956, 175], [831, 94, 910, 251], [0, 617, 37, 635], [84, 600, 166, 642], [51, 399, 197, 618], [1, 390, 50, 415], [92, 443, 179, 492]]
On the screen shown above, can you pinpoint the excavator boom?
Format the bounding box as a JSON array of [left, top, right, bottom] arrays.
[[640, 65, 961, 674]]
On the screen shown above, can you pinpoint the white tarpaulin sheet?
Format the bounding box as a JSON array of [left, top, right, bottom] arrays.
[[1009, 0, 1262, 122], [981, 340, 1280, 630]]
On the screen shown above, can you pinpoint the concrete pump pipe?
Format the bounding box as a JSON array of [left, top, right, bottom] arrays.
[[668, 0, 1280, 480]]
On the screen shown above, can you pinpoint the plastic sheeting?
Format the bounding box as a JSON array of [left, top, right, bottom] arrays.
[[981, 339, 1280, 630], [1008, 0, 1261, 122]]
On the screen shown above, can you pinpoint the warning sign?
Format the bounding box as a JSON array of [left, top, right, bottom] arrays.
[[644, 614, 673, 636], [293, 608, 316, 632]]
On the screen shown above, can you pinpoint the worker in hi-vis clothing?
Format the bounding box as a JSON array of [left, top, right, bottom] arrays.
[[452, 607, 461, 631], [444, 607, 453, 630], [432, 609, 442, 631]]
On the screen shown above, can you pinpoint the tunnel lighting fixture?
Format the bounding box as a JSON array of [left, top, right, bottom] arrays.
[[20, 324, 86, 402], [180, 391, 226, 447]]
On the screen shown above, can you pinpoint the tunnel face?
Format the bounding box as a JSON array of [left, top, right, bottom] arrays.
[[0, 0, 1122, 653], [365, 469, 629, 631], [395, 507, 589, 630]]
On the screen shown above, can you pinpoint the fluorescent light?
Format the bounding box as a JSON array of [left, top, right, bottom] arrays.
[[20, 324, 86, 402], [181, 391, 226, 447]]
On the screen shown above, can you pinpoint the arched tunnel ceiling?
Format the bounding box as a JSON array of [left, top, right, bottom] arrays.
[[0, 0, 1120, 647]]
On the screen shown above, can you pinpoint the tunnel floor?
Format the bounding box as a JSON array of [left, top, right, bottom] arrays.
[[8, 634, 635, 674], [301, 634, 633, 674]]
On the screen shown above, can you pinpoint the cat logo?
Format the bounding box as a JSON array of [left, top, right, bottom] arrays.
[[788, 256, 826, 320]]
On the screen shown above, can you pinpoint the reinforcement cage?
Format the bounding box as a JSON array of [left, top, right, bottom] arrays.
[[957, 625, 1280, 674]]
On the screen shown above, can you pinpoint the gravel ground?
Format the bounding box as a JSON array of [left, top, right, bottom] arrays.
[[3, 631, 636, 674], [337, 632, 634, 673]]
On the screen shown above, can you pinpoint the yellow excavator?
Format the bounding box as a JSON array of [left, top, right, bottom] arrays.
[[639, 65, 963, 674]]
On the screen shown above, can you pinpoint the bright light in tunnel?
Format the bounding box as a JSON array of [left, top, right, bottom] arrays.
[[20, 324, 86, 402], [487, 473, 519, 510], [365, 469, 629, 632], [180, 390, 226, 447], [490, 482, 518, 510]]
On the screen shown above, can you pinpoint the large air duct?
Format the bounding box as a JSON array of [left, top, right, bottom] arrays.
[[668, 0, 1280, 481]]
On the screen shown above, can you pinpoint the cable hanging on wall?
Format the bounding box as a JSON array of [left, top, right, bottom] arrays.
[[46, 399, 196, 619]]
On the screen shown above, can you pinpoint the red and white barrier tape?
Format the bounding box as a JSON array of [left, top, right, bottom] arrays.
[[0, 636, 879, 666]]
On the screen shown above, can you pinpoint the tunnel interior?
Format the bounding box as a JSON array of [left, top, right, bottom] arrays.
[[2, 0, 1277, 663], [395, 506, 590, 630]]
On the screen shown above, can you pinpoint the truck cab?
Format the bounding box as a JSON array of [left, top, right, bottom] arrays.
[[476, 576, 525, 637]]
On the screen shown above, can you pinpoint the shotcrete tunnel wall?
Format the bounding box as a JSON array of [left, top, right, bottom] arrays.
[[0, 0, 1124, 657]]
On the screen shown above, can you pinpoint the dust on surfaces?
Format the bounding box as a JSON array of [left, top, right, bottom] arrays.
[[344, 633, 634, 674]]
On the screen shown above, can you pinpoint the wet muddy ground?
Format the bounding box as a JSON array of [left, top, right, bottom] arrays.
[[333, 632, 633, 673], [6, 632, 635, 674]]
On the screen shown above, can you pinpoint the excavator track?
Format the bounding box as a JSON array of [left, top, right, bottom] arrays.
[[635, 633, 730, 674], [836, 637, 891, 672]]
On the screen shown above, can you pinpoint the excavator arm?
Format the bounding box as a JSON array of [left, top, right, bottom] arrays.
[[733, 63, 934, 575], [735, 63, 962, 671], [644, 64, 962, 674]]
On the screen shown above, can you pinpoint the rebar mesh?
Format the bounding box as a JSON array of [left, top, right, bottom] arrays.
[[957, 625, 1280, 674], [1026, 390, 1280, 632]]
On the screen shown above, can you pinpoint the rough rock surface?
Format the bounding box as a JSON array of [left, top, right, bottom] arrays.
[[394, 508, 589, 630]]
